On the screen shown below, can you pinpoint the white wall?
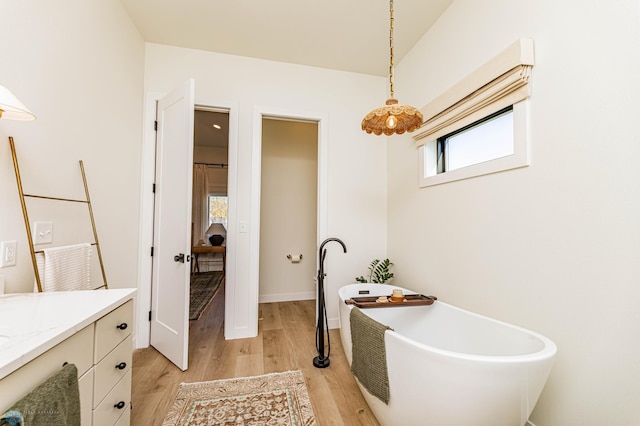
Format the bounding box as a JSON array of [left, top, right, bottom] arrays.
[[388, 0, 640, 425], [259, 119, 317, 302], [0, 1, 144, 293], [143, 44, 388, 338]]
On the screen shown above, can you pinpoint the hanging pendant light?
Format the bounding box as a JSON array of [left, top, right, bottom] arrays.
[[361, 0, 423, 136]]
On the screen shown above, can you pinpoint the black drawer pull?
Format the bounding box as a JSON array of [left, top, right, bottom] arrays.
[[116, 323, 128, 330], [116, 362, 127, 370], [114, 401, 126, 410]]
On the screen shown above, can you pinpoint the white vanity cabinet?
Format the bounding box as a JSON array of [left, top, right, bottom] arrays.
[[0, 324, 95, 421], [91, 300, 133, 426], [0, 289, 136, 426]]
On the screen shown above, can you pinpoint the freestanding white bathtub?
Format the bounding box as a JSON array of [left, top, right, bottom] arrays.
[[338, 283, 557, 426]]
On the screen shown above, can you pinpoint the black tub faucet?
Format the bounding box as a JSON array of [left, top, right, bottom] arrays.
[[314, 237, 347, 368]]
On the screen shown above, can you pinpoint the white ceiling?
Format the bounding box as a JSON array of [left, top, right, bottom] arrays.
[[119, 0, 453, 77], [194, 109, 229, 149]]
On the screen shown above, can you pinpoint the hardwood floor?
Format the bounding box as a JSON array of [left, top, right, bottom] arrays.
[[131, 283, 379, 425]]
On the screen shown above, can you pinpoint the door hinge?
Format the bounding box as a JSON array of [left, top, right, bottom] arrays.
[[150, 247, 154, 257], [148, 311, 152, 321], [152, 183, 156, 193], [154, 120, 158, 131]]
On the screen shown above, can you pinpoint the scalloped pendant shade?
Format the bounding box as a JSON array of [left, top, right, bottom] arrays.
[[362, 98, 423, 136], [361, 0, 423, 136]]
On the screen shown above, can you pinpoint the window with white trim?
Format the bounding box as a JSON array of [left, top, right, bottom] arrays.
[[419, 101, 528, 187], [414, 39, 534, 187]]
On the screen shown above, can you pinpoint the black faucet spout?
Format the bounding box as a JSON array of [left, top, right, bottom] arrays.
[[320, 237, 347, 254]]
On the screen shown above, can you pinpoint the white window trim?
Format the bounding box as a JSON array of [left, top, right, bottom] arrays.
[[419, 100, 529, 187]]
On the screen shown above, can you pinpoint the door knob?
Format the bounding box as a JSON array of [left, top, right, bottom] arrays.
[[174, 253, 185, 263]]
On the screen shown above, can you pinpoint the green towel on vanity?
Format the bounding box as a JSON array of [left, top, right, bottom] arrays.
[[350, 306, 393, 404], [1, 363, 80, 426]]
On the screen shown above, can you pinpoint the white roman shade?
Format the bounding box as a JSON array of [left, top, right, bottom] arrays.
[[414, 39, 534, 146]]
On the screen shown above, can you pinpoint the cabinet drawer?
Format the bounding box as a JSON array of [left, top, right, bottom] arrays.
[[94, 300, 133, 363], [93, 335, 132, 407], [93, 369, 131, 426], [0, 324, 94, 412], [113, 403, 130, 426], [78, 367, 94, 426]]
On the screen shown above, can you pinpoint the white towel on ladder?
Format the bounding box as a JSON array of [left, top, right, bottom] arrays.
[[35, 243, 92, 292]]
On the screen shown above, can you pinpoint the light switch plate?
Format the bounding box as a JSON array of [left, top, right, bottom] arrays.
[[33, 221, 53, 244]]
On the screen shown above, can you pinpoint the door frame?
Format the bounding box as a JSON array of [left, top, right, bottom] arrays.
[[136, 92, 239, 348], [242, 106, 328, 338]]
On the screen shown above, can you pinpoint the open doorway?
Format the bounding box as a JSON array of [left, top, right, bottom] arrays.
[[259, 118, 318, 303], [138, 84, 241, 367], [190, 108, 229, 321], [241, 107, 328, 339]]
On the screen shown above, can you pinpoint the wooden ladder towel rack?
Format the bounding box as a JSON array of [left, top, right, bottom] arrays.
[[9, 136, 108, 292]]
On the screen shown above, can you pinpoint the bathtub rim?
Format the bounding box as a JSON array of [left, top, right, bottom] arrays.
[[339, 283, 558, 363]]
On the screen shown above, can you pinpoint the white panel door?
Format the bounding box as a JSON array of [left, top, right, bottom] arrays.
[[150, 79, 195, 371]]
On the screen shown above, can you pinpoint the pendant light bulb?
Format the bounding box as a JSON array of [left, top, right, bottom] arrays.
[[386, 114, 398, 129]]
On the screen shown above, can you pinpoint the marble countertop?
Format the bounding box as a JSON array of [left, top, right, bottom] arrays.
[[0, 288, 136, 379]]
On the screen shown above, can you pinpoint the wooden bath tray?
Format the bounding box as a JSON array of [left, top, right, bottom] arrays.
[[345, 294, 437, 308]]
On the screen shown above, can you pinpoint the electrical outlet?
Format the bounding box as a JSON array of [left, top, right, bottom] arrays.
[[0, 241, 17, 268]]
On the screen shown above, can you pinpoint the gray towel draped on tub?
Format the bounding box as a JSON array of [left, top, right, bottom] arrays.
[[1, 363, 80, 426], [350, 306, 393, 404]]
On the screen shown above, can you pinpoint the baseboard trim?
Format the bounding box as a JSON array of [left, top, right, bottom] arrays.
[[257, 293, 340, 329], [258, 291, 315, 304], [526, 420, 537, 426], [328, 317, 340, 329]]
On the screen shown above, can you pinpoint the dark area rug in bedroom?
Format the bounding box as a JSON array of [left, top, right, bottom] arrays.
[[189, 271, 223, 320]]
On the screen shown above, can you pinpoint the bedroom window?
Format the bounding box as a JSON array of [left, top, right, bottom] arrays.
[[208, 195, 228, 228]]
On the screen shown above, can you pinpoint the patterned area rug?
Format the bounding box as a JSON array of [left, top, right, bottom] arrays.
[[162, 370, 316, 426], [189, 271, 223, 320]]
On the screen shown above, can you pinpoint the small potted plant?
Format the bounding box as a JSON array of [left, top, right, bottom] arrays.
[[355, 259, 394, 284]]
